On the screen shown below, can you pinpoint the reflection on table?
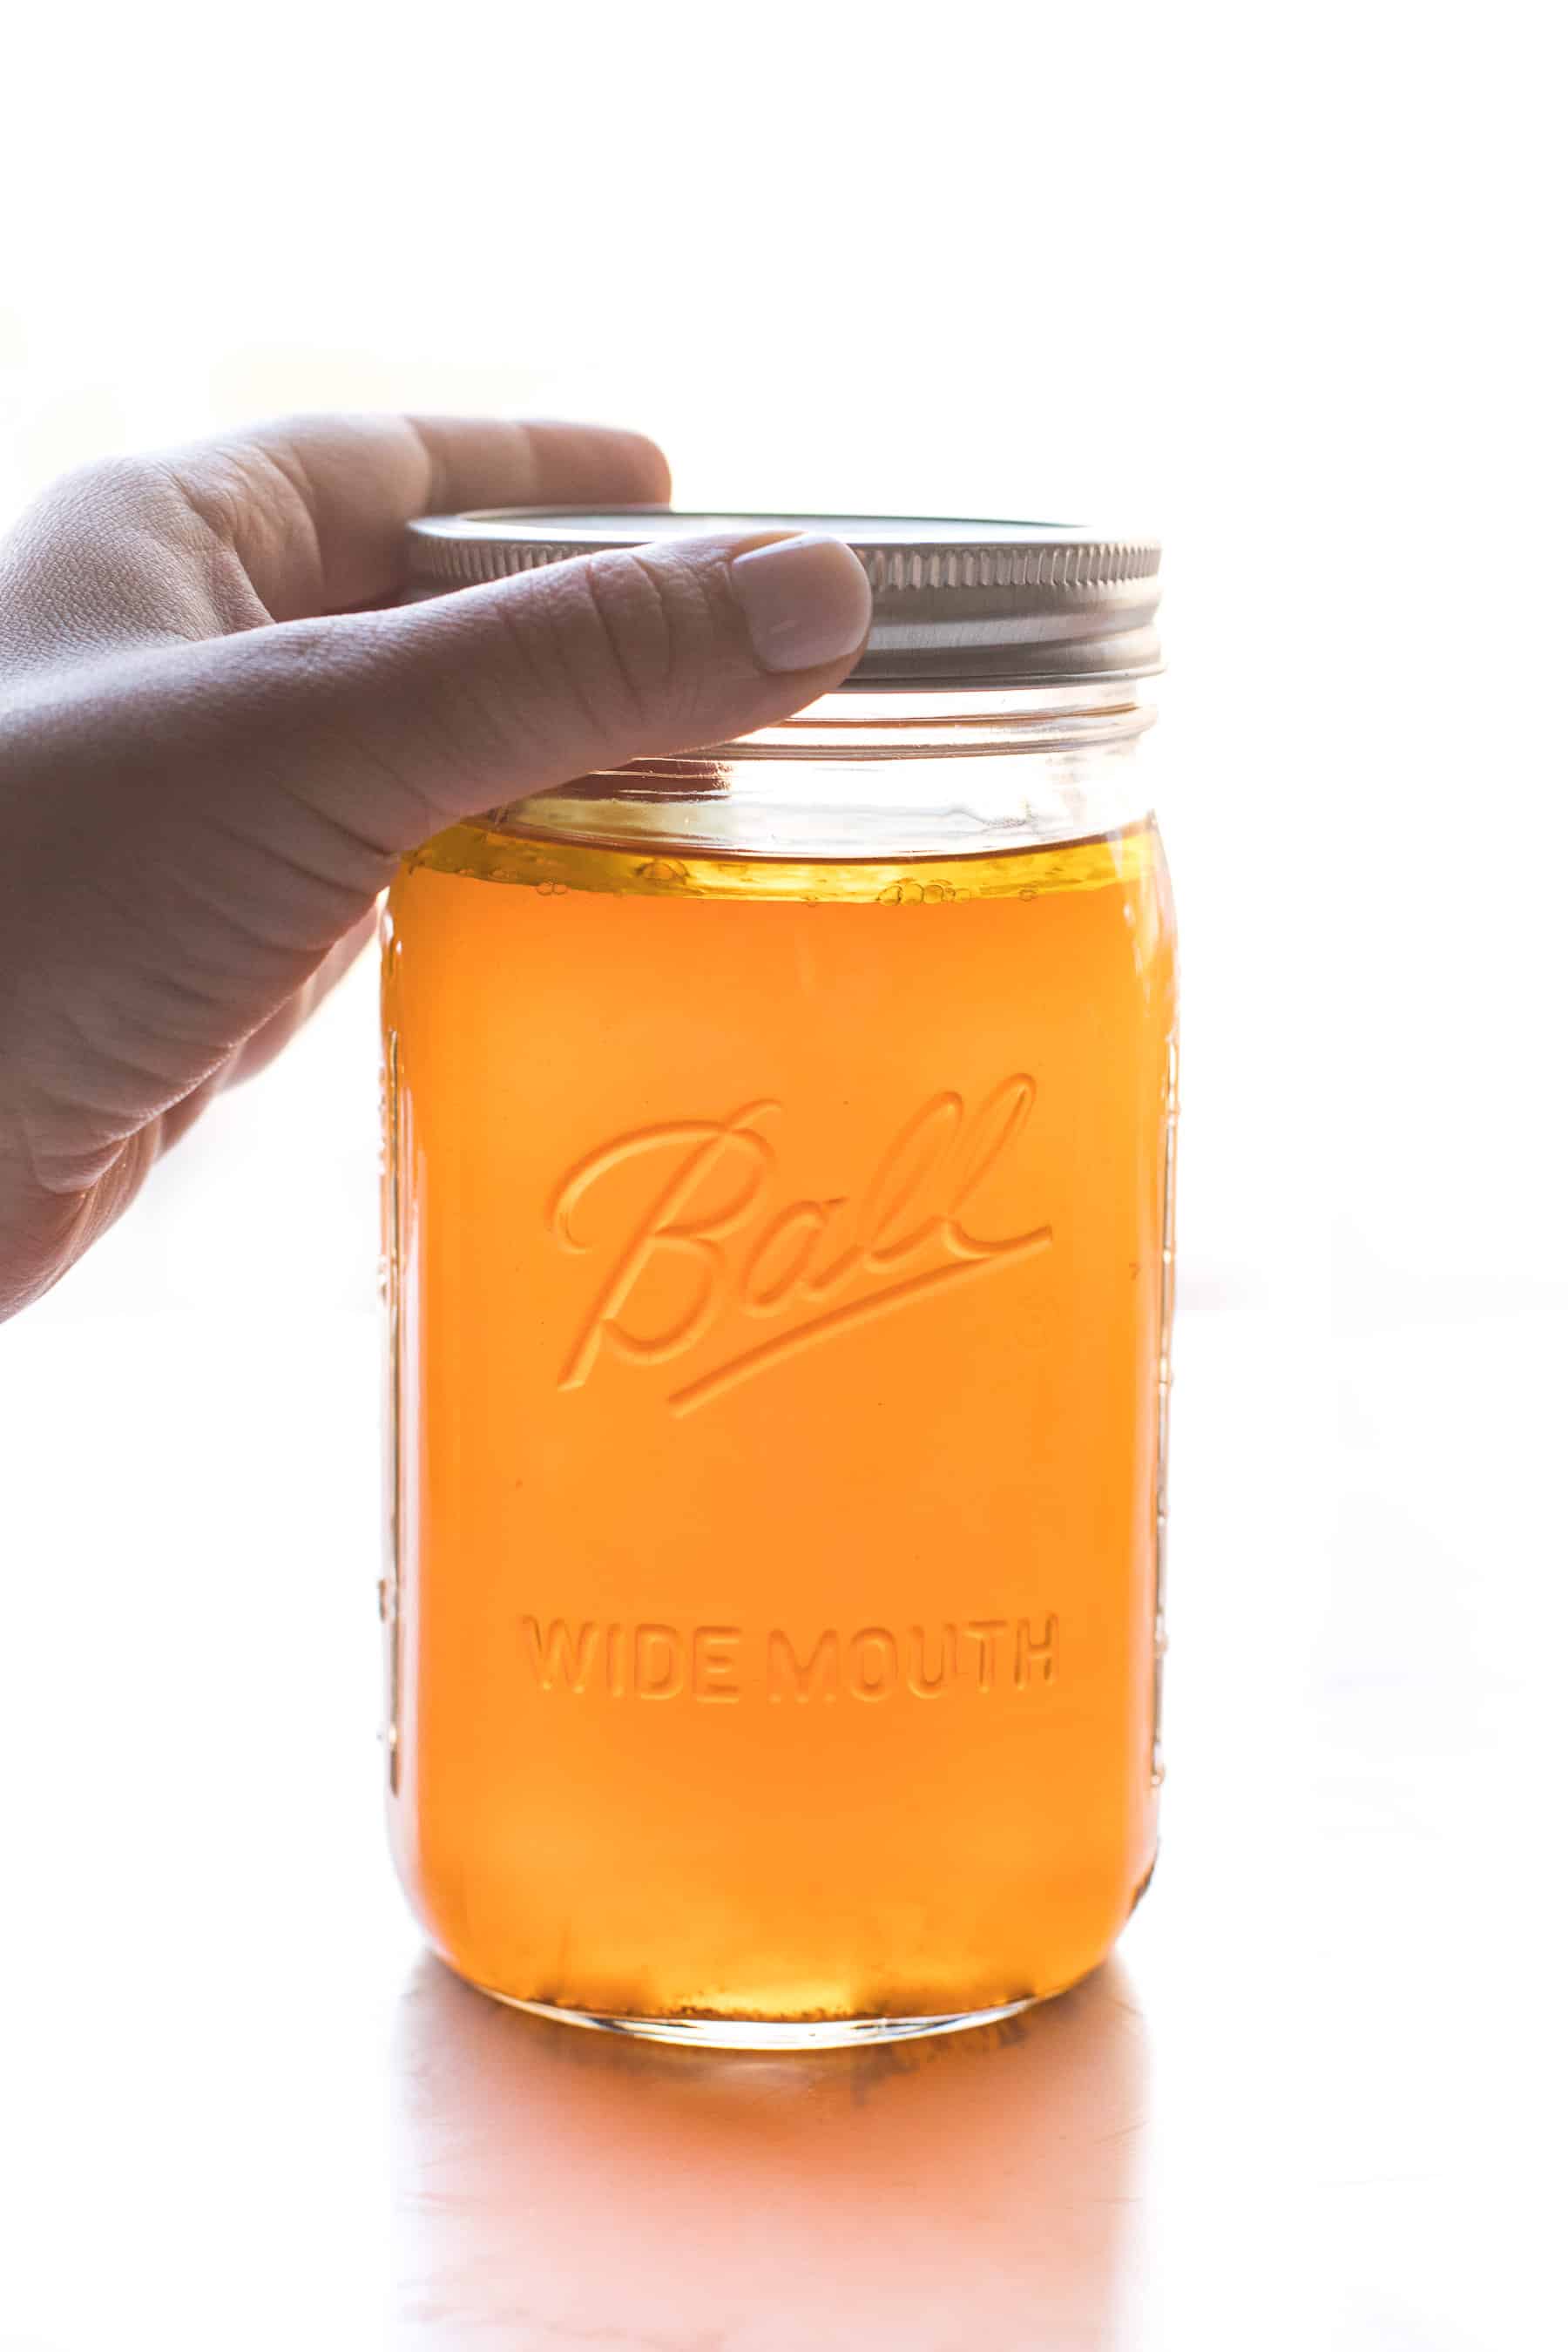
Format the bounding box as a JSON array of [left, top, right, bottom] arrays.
[[392, 1953, 1148, 2349]]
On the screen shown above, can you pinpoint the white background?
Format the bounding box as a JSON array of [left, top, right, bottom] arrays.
[[1, 5, 1563, 2347]]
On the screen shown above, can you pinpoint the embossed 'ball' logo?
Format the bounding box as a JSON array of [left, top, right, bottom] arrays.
[[549, 1078, 1051, 1413]]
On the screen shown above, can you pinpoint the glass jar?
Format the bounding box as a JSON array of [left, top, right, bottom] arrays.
[[381, 514, 1176, 2047]]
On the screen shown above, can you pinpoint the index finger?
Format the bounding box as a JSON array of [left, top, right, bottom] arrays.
[[0, 414, 672, 670], [169, 412, 672, 619]]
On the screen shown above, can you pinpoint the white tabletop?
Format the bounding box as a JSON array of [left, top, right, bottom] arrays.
[[3, 802, 1563, 2348]]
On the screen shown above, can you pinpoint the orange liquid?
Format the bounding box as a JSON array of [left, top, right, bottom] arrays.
[[382, 816, 1177, 2022]]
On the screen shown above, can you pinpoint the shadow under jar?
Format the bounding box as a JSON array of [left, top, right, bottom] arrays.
[[381, 512, 1177, 2047]]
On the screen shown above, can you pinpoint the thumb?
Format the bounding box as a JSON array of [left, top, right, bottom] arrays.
[[0, 527, 870, 1226], [118, 526, 874, 905], [0, 526, 876, 1309], [1, 524, 871, 1126]]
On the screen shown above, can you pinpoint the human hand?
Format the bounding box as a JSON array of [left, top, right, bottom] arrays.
[[0, 414, 873, 1316]]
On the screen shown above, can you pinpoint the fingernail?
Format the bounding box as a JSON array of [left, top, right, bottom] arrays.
[[730, 534, 874, 672]]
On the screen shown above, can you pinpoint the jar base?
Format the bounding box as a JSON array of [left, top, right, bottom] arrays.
[[481, 1990, 1038, 2050]]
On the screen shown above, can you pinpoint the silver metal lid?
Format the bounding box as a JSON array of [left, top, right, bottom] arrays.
[[404, 510, 1161, 685]]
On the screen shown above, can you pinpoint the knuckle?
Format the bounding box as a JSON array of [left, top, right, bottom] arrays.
[[476, 578, 594, 766], [396, 543, 735, 811], [26, 454, 186, 547], [558, 551, 720, 744]]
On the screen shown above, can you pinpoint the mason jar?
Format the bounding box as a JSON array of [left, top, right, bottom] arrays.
[[381, 513, 1176, 2046]]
